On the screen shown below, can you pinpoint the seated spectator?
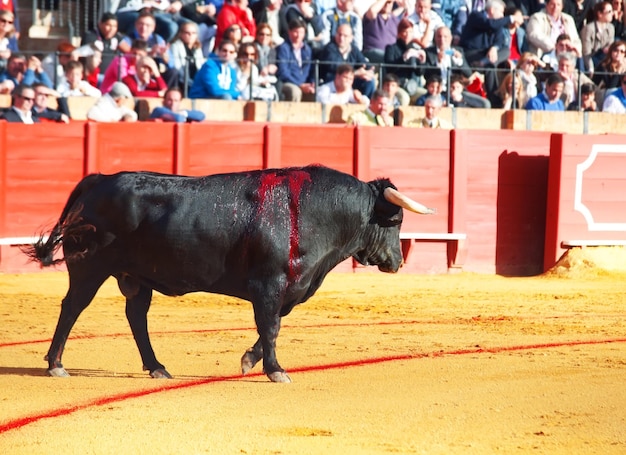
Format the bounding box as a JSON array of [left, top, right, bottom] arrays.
[[567, 82, 598, 111], [384, 18, 427, 99], [251, 0, 284, 47], [115, 1, 183, 43], [254, 23, 278, 81], [406, 95, 453, 128], [118, 9, 173, 85], [424, 25, 490, 108], [0, 1, 19, 39], [612, 0, 626, 41], [431, 0, 468, 45], [281, 0, 325, 52], [31, 82, 69, 123], [503, 5, 527, 66], [79, 50, 103, 88], [181, 0, 218, 55], [222, 23, 246, 50], [556, 52, 593, 107], [602, 72, 626, 113], [489, 71, 523, 109], [526, 0, 582, 60], [581, 1, 615, 74], [320, 0, 363, 50], [460, 0, 524, 96], [189, 38, 240, 99], [150, 87, 206, 122], [592, 40, 626, 96], [168, 21, 206, 91], [80, 12, 124, 76], [381, 72, 404, 125], [123, 56, 168, 97], [101, 39, 149, 95], [0, 54, 53, 88], [0, 83, 39, 123], [41, 42, 77, 87], [525, 73, 566, 111], [447, 74, 485, 107], [87, 81, 138, 122], [407, 0, 445, 49], [57, 60, 103, 98], [542, 33, 584, 72], [316, 63, 368, 104], [318, 23, 376, 99], [414, 74, 446, 106], [516, 52, 544, 103], [563, 0, 593, 33], [215, 0, 257, 48], [0, 9, 18, 63], [347, 89, 394, 126], [362, 0, 406, 64], [275, 19, 316, 102], [235, 42, 278, 100]]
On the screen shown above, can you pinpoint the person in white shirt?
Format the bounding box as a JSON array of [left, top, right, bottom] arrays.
[[602, 74, 626, 113], [57, 60, 102, 98], [316, 63, 369, 104], [86, 81, 138, 122], [407, 0, 445, 49]]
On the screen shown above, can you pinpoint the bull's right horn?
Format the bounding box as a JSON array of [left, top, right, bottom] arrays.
[[384, 188, 436, 215]]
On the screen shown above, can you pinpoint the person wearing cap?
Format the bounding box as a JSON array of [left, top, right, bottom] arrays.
[[87, 81, 138, 122]]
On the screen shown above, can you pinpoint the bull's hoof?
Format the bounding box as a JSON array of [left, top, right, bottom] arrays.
[[267, 371, 292, 383], [241, 351, 259, 375], [47, 367, 70, 377], [149, 368, 173, 379]]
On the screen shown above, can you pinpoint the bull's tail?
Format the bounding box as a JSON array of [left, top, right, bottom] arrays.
[[22, 174, 103, 267]]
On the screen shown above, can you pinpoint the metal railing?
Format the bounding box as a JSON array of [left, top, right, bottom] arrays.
[[31, 0, 101, 40]]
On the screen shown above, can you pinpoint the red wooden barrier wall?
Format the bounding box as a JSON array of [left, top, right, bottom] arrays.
[[2, 122, 625, 275], [544, 134, 626, 271]]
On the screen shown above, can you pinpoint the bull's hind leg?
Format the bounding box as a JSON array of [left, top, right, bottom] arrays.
[[46, 269, 109, 377], [118, 275, 171, 379]]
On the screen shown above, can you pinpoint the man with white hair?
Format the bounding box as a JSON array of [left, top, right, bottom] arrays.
[[87, 81, 138, 122]]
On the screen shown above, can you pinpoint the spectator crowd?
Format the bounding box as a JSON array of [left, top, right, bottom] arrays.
[[1, 0, 626, 124]]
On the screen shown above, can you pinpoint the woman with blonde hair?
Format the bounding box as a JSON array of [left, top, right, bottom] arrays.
[[490, 71, 524, 109], [235, 42, 278, 101], [0, 9, 18, 63], [167, 21, 206, 91], [516, 52, 545, 103]]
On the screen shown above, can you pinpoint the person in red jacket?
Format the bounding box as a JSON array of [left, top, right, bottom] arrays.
[[215, 0, 257, 48], [122, 56, 168, 97]]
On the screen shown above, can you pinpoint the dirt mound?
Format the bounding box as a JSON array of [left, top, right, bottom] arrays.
[[547, 246, 626, 277]]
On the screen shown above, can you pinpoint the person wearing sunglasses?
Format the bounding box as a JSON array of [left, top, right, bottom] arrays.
[[601, 72, 626, 113], [0, 10, 18, 62], [0, 83, 39, 123], [188, 39, 240, 99]]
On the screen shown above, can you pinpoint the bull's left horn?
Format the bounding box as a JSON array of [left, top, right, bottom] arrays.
[[384, 188, 436, 215]]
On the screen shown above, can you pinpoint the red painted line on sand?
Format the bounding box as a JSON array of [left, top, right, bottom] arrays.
[[1, 337, 625, 435], [3, 314, 623, 349]]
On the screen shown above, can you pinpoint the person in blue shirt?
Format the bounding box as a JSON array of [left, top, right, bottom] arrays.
[[525, 73, 566, 111], [150, 87, 206, 122], [0, 54, 53, 88], [275, 18, 316, 102], [188, 39, 240, 99]]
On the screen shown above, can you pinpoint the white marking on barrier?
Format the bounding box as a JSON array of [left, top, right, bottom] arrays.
[[574, 144, 626, 232]]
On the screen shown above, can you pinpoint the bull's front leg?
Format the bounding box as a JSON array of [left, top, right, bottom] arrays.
[[241, 337, 262, 375], [250, 299, 291, 383]]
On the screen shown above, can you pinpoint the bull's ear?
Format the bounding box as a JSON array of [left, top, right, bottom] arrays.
[[373, 193, 403, 226]]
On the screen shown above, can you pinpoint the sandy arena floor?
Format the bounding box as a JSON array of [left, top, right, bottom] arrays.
[[1, 248, 625, 454]]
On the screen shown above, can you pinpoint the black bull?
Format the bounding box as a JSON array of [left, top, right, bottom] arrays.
[[24, 165, 434, 382]]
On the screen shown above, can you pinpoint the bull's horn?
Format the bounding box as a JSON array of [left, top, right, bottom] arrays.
[[384, 188, 436, 215]]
